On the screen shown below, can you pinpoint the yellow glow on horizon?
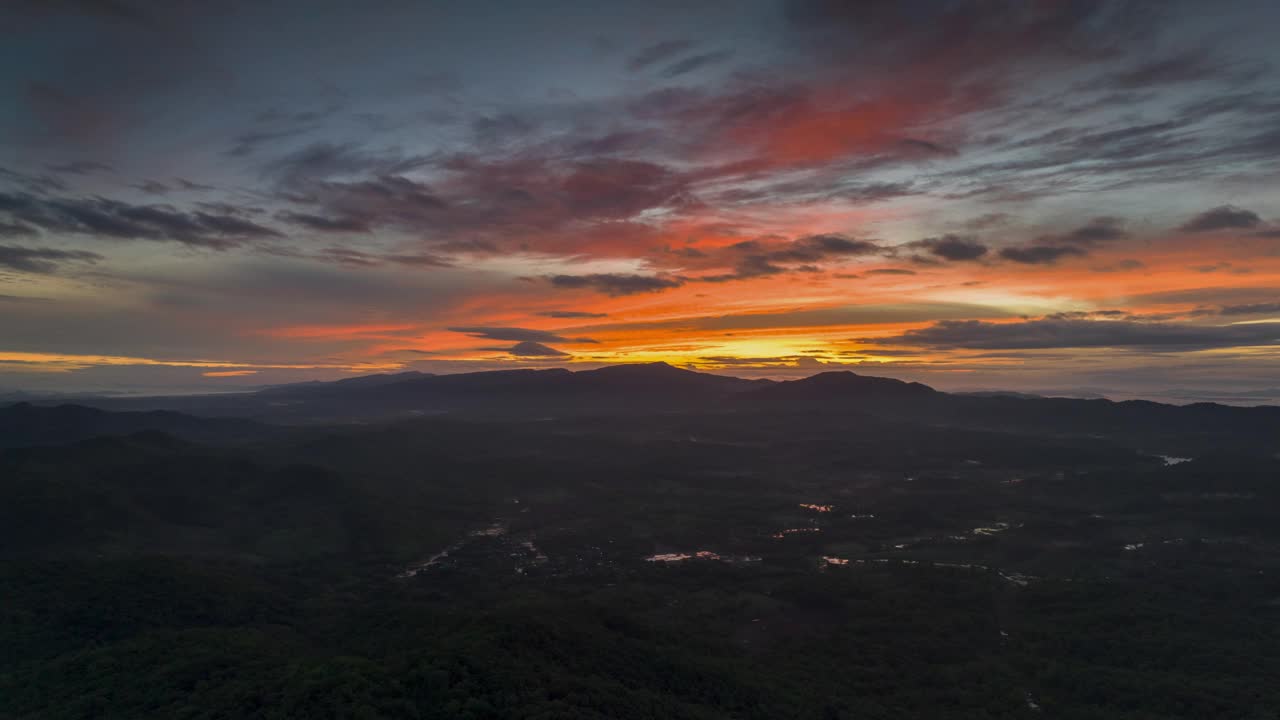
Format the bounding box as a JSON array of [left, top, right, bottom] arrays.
[[1226, 318, 1280, 326], [921, 288, 1089, 317], [202, 370, 261, 377]]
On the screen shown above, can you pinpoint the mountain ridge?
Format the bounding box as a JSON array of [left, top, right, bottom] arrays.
[[0, 402, 270, 449], [10, 363, 1280, 453]]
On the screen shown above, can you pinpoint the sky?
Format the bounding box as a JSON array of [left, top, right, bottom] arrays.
[[3, 0, 1280, 401]]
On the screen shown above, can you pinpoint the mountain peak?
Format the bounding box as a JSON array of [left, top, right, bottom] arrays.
[[805, 370, 863, 380], [794, 371, 931, 390], [583, 361, 682, 375], [742, 370, 939, 408], [575, 362, 710, 383]]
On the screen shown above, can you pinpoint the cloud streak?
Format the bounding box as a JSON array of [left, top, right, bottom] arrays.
[[0, 244, 102, 274], [549, 273, 684, 296], [0, 193, 282, 248], [448, 326, 596, 344], [869, 318, 1280, 351], [1179, 205, 1263, 233]]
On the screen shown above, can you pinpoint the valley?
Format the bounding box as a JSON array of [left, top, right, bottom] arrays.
[[3, 366, 1279, 718]]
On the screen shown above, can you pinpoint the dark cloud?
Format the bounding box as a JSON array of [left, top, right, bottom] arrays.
[[1218, 302, 1280, 316], [1178, 205, 1263, 233], [558, 159, 689, 218], [308, 247, 451, 269], [667, 246, 707, 259], [1093, 258, 1145, 273], [998, 244, 1088, 265], [1045, 310, 1132, 321], [939, 115, 1219, 199], [627, 39, 695, 71], [254, 143, 704, 263], [909, 235, 988, 262], [1090, 49, 1259, 90], [0, 192, 282, 248], [226, 127, 316, 158], [703, 253, 785, 282], [961, 213, 1012, 230], [277, 211, 372, 233], [1096, 50, 1233, 90], [569, 129, 661, 156], [897, 138, 954, 156], [703, 234, 883, 282], [0, 166, 68, 194], [133, 179, 169, 195], [1128, 286, 1280, 307], [660, 50, 734, 78], [0, 222, 38, 238], [0, 244, 102, 274], [265, 142, 430, 186], [448, 326, 596, 344], [865, 268, 916, 276], [993, 218, 1129, 266], [268, 151, 688, 247], [589, 302, 1014, 335], [383, 253, 452, 268], [537, 310, 608, 319], [777, 234, 881, 261], [46, 160, 112, 175], [549, 273, 684, 296], [436, 238, 499, 254], [833, 182, 917, 204], [868, 317, 1280, 351], [507, 340, 569, 357], [312, 247, 380, 267], [472, 113, 536, 146], [783, 0, 1151, 82], [1193, 262, 1232, 274], [695, 354, 827, 367], [276, 174, 447, 237], [189, 211, 280, 239], [261, 141, 692, 253], [1051, 216, 1129, 246], [174, 179, 214, 191]]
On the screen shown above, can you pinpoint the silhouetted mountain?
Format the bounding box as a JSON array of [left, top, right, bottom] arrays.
[[719, 371, 1279, 451], [258, 371, 434, 396], [0, 402, 269, 449], [37, 364, 1280, 452], [261, 362, 767, 420], [743, 371, 939, 410], [575, 361, 762, 389]]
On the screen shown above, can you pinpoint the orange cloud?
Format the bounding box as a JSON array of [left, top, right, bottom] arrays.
[[255, 323, 423, 339]]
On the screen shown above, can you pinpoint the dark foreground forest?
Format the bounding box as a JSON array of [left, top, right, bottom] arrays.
[[3, 365, 1279, 719]]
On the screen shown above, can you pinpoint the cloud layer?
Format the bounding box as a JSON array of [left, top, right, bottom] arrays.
[[1, 1, 1279, 398]]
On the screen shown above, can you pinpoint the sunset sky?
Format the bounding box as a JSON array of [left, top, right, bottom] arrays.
[[3, 0, 1280, 400]]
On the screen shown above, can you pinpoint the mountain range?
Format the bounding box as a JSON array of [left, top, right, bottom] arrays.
[[7, 363, 1280, 453]]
